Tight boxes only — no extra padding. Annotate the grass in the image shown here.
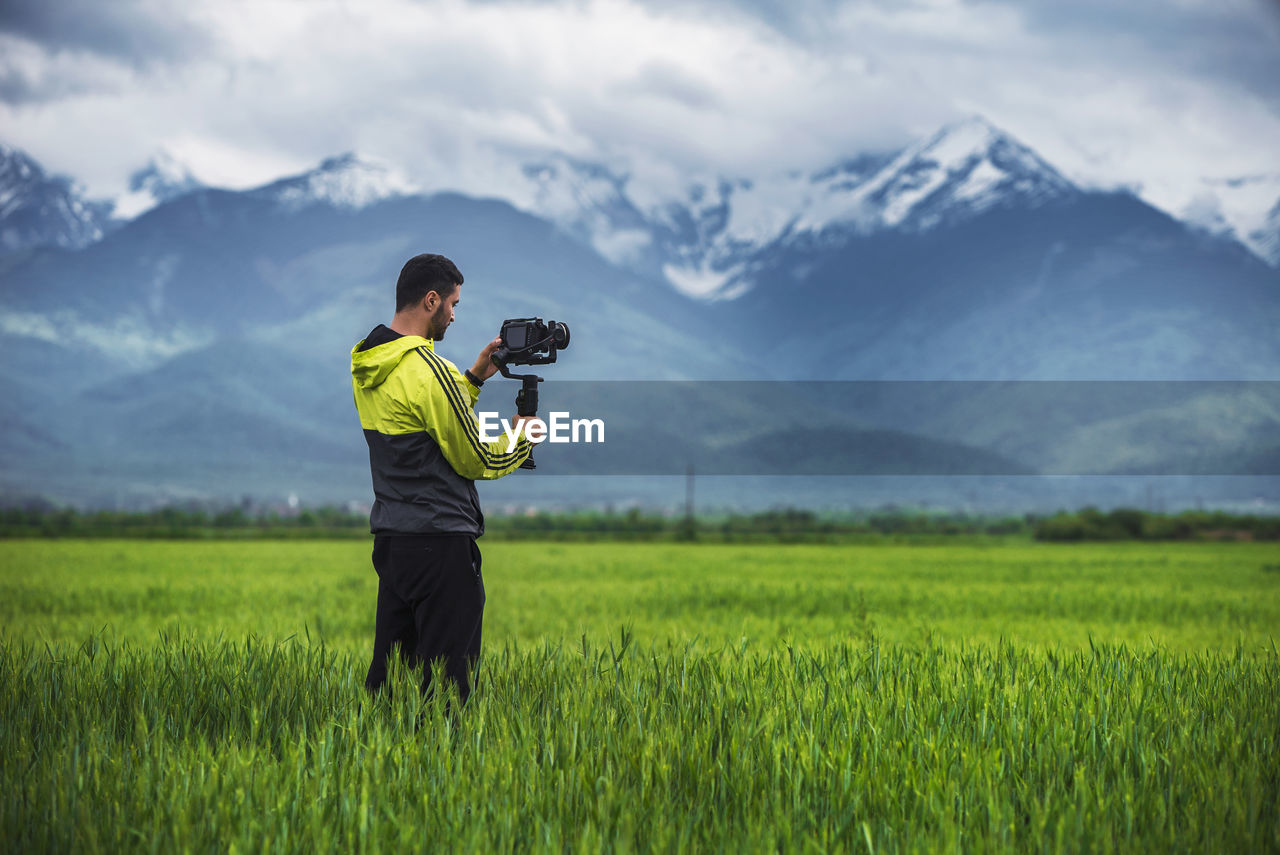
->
[3,540,1278,651]
[2,539,1278,852]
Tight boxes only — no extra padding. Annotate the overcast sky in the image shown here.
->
[2,0,1278,215]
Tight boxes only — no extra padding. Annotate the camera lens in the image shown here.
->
[552,321,570,349]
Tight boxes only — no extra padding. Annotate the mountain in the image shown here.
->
[515,119,1280,299]
[696,119,1280,380]
[0,151,746,378]
[0,150,767,503]
[514,117,1089,300]
[1,124,1277,508]
[782,116,1077,237]
[0,143,113,254]
[723,187,1280,380]
[249,153,418,212]
[509,117,1280,380]
[782,381,1280,478]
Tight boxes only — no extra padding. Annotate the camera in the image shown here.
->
[490,317,571,470]
[492,317,570,367]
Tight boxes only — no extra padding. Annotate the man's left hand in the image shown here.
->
[471,337,503,383]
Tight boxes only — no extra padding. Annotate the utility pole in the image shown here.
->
[685,463,695,524]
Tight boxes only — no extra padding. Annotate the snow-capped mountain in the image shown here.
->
[1180,174,1280,268]
[681,116,1080,296]
[510,116,1084,298]
[113,152,205,220]
[514,155,657,268]
[251,153,417,212]
[104,150,416,223]
[0,143,112,253]
[1,128,1277,506]
[794,115,1078,234]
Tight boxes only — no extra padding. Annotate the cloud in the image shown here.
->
[0,0,1275,223]
[0,0,940,195]
[0,34,140,105]
[996,0,1280,107]
[613,61,720,111]
[0,0,211,67]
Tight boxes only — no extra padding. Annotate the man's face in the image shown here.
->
[426,285,461,340]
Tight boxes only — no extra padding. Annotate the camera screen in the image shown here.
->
[507,325,527,349]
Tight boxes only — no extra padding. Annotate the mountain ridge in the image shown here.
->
[1,122,1277,507]
[4,117,1277,273]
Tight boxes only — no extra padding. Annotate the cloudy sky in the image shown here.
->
[2,0,1279,216]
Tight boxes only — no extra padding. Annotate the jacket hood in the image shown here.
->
[351,333,432,390]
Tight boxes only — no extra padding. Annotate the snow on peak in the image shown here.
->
[515,155,654,266]
[264,153,417,211]
[633,119,1081,298]
[0,143,45,218]
[794,116,1076,233]
[1181,174,1280,267]
[131,151,200,195]
[114,151,204,219]
[521,156,626,221]
[654,119,1073,295]
[1254,197,1280,268]
[0,142,109,251]
[0,143,42,191]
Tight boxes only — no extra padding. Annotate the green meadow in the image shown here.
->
[2,539,1278,852]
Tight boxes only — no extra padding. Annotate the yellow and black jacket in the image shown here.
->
[351,324,531,536]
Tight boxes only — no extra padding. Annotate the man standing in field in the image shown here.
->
[351,253,533,704]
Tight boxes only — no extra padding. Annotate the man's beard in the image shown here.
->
[427,304,450,340]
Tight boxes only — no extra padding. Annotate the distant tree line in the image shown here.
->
[0,504,1274,542]
[1031,507,1279,541]
[0,506,369,539]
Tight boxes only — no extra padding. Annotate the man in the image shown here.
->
[351,253,533,704]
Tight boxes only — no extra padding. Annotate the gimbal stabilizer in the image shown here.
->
[490,318,570,470]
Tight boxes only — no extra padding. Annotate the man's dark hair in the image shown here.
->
[396,253,463,311]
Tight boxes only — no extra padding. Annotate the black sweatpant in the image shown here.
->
[364,534,485,704]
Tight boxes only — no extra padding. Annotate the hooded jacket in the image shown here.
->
[352,325,531,535]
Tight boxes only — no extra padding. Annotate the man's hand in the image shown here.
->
[509,416,544,445]
[470,337,503,383]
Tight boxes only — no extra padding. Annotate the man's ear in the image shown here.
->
[422,291,438,312]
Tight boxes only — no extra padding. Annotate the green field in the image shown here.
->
[2,539,1278,852]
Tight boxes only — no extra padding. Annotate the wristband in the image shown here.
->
[464,368,484,388]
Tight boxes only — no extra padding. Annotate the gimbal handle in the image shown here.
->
[492,360,541,470]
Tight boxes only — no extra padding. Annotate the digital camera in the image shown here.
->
[492,317,570,367]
